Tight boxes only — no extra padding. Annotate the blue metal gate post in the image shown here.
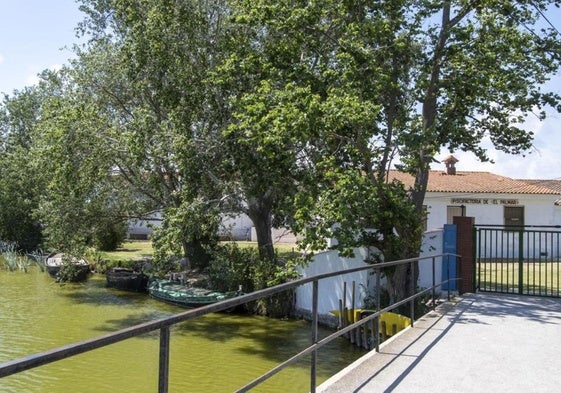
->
[410,260,415,326]
[473,226,478,292]
[442,224,457,290]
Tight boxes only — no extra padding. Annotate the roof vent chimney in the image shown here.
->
[443,155,458,175]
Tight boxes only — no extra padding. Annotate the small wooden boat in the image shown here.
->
[45,253,91,282]
[106,267,149,292]
[148,278,241,308]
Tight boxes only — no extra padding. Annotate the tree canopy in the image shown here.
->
[0,0,559,294]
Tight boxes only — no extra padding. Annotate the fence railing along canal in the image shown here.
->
[0,253,461,392]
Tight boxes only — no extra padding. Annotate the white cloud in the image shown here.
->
[24,63,63,87]
[432,102,561,181]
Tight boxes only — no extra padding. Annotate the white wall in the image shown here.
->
[295,229,446,319]
[220,214,253,240]
[295,248,375,316]
[250,227,303,244]
[418,229,444,289]
[127,213,162,239]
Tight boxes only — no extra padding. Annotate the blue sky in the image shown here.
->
[1,1,560,180]
[0,0,83,93]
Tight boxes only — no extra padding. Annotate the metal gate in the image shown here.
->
[475,225,561,297]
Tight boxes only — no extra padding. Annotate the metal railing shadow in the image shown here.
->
[0,253,460,392]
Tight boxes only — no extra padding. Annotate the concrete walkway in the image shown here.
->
[318,293,561,392]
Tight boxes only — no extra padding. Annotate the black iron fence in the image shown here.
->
[0,253,460,392]
[475,225,561,297]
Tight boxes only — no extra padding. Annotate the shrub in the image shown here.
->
[92,221,128,251]
[206,243,259,293]
[207,243,300,318]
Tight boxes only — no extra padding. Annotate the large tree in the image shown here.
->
[0,87,45,250]
[226,0,561,303]
[30,68,130,252]
[70,0,233,267]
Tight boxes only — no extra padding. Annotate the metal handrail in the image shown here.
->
[0,252,461,392]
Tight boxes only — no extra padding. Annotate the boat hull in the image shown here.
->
[45,253,90,282]
[106,268,149,292]
[148,279,239,308]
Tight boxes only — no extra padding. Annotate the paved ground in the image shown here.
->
[317,293,561,393]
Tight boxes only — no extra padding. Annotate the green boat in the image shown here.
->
[148,278,241,308]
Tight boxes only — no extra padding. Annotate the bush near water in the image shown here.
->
[207,243,300,318]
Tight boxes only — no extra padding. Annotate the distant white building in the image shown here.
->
[127,213,162,240]
[128,211,301,243]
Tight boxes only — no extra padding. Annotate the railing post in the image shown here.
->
[310,279,318,393]
[518,229,524,295]
[432,257,436,309]
[159,326,170,393]
[447,254,451,301]
[410,260,415,326]
[375,266,381,352]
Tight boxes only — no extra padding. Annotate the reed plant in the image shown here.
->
[28,249,46,272]
[1,243,19,271]
[0,242,33,272]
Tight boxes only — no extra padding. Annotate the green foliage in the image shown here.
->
[151,202,221,271]
[207,243,300,317]
[0,88,44,251]
[92,220,128,251]
[72,0,231,263]
[206,243,260,293]
[55,262,89,283]
[1,1,560,311]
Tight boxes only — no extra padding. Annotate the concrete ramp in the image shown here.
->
[318,293,561,392]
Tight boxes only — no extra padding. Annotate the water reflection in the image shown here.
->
[0,268,364,392]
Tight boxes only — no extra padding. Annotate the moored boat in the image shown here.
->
[148,278,241,308]
[45,253,91,282]
[106,267,149,292]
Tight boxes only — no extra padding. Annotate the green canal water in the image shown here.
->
[0,267,364,392]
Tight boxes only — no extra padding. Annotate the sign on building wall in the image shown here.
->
[451,198,519,205]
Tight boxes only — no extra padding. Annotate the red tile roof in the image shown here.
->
[388,170,561,195]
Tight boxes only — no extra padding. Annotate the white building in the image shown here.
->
[391,156,561,230]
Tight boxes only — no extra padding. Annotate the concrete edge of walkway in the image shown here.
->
[316,297,464,392]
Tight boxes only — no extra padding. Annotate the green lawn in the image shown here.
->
[478,260,561,295]
[99,240,301,262]
[99,240,154,263]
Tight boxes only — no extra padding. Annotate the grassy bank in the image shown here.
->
[99,241,154,263]
[99,240,301,263]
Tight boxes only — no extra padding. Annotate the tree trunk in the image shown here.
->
[385,264,408,305]
[252,214,275,260]
[246,193,275,260]
[181,239,192,270]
